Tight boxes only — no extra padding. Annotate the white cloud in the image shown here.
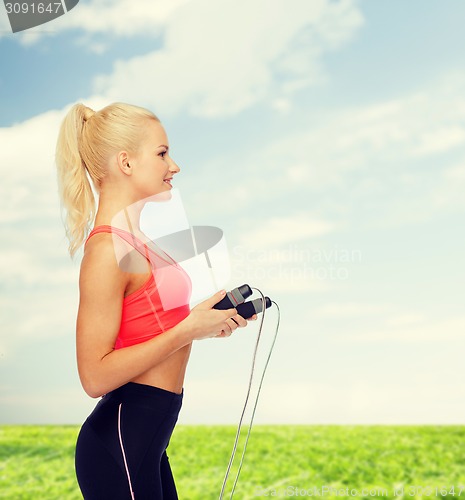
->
[0,385,96,424]
[0,96,112,223]
[339,315,465,343]
[230,264,333,294]
[227,216,337,294]
[237,212,334,248]
[386,313,426,327]
[3,0,365,58]
[430,157,465,211]
[3,374,465,424]
[300,82,465,178]
[182,69,465,231]
[270,98,293,114]
[313,302,393,317]
[0,249,75,287]
[0,5,11,34]
[445,162,465,181]
[410,126,465,156]
[300,71,465,170]
[0,104,90,359]
[65,0,185,36]
[179,378,465,424]
[10,5,460,236]
[90,0,363,119]
[2,108,58,179]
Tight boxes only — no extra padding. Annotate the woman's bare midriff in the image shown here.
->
[124,266,192,395]
[129,343,192,395]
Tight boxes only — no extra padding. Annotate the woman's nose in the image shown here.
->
[169,158,181,173]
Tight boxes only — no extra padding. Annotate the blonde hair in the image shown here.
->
[55,101,159,258]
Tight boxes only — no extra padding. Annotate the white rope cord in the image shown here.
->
[219,290,280,499]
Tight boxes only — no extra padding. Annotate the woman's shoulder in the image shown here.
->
[80,232,128,294]
[83,230,122,264]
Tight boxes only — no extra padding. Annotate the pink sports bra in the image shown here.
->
[84,225,192,349]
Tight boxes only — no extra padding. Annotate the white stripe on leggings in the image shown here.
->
[118,403,135,500]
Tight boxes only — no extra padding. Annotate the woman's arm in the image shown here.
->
[76,235,242,398]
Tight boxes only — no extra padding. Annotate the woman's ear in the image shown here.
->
[116,151,133,176]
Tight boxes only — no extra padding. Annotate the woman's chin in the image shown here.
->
[156,188,173,201]
[139,189,173,203]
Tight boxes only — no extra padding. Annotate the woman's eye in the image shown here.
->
[159,151,167,158]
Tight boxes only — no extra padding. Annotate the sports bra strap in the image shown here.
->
[85,225,152,269]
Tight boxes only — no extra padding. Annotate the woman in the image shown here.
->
[55,101,257,499]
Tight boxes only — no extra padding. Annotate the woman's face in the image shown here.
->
[130,119,180,197]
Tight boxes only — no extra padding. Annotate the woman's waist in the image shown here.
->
[102,381,184,416]
[129,343,192,394]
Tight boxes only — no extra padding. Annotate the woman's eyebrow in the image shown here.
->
[158,144,169,150]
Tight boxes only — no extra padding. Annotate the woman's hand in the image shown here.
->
[179,290,258,341]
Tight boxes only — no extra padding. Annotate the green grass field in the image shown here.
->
[1,425,464,499]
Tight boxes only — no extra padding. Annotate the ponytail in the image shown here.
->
[55,102,159,258]
[55,103,98,258]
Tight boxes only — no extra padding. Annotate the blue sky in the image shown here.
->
[1,0,464,425]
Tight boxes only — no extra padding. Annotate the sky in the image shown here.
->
[0,0,464,425]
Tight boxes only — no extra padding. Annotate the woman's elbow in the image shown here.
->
[83,384,104,399]
[78,367,105,398]
[81,378,104,398]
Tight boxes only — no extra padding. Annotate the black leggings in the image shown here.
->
[75,382,183,499]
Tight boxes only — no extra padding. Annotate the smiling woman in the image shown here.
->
[54,101,256,499]
[55,102,161,258]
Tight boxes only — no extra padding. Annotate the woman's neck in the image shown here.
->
[94,198,145,233]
